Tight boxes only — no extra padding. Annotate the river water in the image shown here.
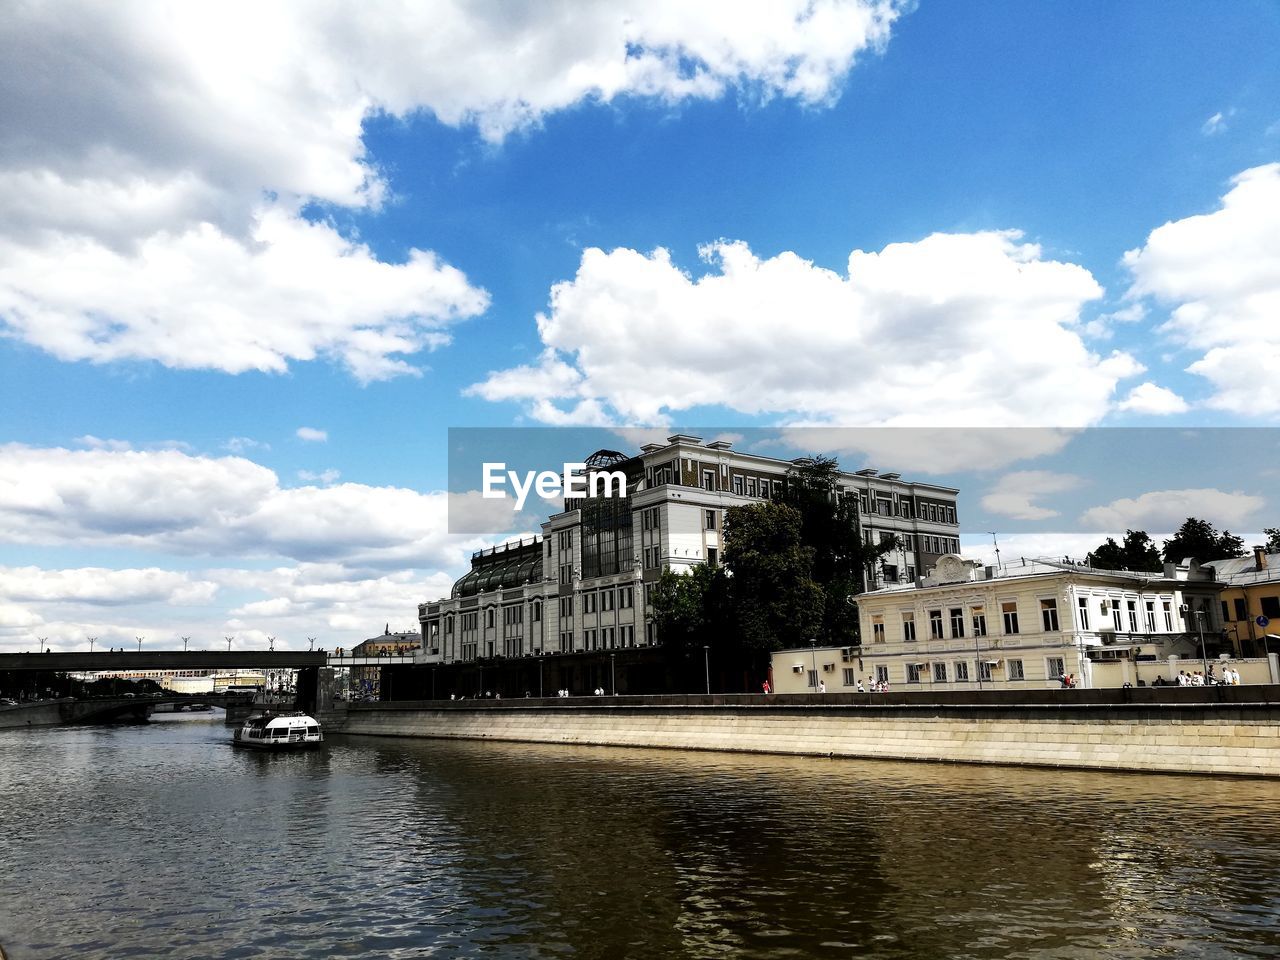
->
[1,714,1278,959]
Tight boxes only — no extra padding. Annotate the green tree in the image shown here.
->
[779,456,899,642]
[649,562,728,653]
[722,501,824,650]
[1085,529,1162,571]
[1161,517,1246,563]
[1263,528,1280,553]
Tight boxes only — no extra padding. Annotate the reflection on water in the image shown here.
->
[1,715,1278,959]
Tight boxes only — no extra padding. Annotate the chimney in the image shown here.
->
[1254,546,1267,572]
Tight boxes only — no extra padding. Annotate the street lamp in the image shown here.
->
[702,645,709,695]
[38,637,48,653]
[1195,609,1208,677]
[181,636,190,652]
[136,635,144,653]
[809,638,818,692]
[611,653,617,696]
[225,635,234,652]
[87,636,97,654]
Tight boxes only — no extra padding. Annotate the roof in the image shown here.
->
[452,536,545,598]
[1205,553,1280,585]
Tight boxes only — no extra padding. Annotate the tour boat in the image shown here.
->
[232,712,324,750]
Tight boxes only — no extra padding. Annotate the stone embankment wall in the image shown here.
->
[341,687,1280,778]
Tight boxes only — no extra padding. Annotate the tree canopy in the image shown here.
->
[1160,517,1246,563]
[1085,529,1162,572]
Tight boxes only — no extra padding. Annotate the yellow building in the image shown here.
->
[1206,548,1280,659]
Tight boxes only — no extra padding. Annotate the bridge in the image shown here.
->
[0,693,256,728]
[0,651,327,671]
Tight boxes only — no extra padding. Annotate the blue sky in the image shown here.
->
[0,1,1277,650]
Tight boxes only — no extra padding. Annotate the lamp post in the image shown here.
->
[225,635,234,652]
[974,630,983,691]
[701,646,709,695]
[181,636,190,652]
[136,635,144,653]
[1195,609,1208,677]
[268,635,275,653]
[611,653,617,696]
[809,638,818,692]
[38,637,48,654]
[88,636,97,654]
[307,636,315,652]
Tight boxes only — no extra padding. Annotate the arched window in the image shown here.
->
[486,607,495,629]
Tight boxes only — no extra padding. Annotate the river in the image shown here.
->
[1,714,1278,959]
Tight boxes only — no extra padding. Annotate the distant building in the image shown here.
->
[417,435,960,665]
[351,627,418,694]
[773,554,1223,692]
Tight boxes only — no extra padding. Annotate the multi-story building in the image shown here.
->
[1204,547,1280,658]
[771,554,1224,692]
[351,628,419,695]
[418,435,960,666]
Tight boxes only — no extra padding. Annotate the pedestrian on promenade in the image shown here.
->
[761,679,771,695]
[818,680,826,694]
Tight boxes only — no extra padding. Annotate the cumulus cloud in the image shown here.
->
[981,471,1084,521]
[0,444,494,571]
[471,234,1139,428]
[296,427,329,443]
[1079,488,1264,532]
[1125,164,1280,415]
[0,1,900,379]
[775,426,1078,474]
[0,566,218,608]
[1117,382,1190,415]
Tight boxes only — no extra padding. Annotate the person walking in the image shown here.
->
[761,679,771,695]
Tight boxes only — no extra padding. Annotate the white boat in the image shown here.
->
[232,712,324,750]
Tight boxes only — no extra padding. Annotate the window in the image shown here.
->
[902,612,916,642]
[807,669,817,689]
[705,509,716,530]
[619,586,633,609]
[532,602,541,623]
[1234,598,1248,621]
[875,666,889,684]
[702,469,715,490]
[1076,597,1090,631]
[558,530,572,552]
[1262,596,1280,619]
[732,475,744,496]
[979,660,993,682]
[601,590,614,612]
[1221,600,1231,623]
[1127,600,1138,632]
[560,631,573,653]
[842,668,857,686]
[1145,601,1156,632]
[1002,601,1019,635]
[707,547,718,567]
[949,608,965,639]
[906,663,922,684]
[559,563,572,585]
[559,596,573,619]
[445,617,454,635]
[1007,659,1025,681]
[929,609,944,639]
[872,616,885,643]
[882,564,898,583]
[584,592,596,614]
[971,606,987,638]
[1047,657,1065,680]
[1040,598,1059,632]
[954,661,970,682]
[933,662,948,682]
[486,607,495,629]
[905,564,916,582]
[1163,601,1173,631]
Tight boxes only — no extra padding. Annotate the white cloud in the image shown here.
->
[1079,488,1264,532]
[471,233,1139,428]
[959,532,1114,567]
[1125,163,1280,415]
[224,437,270,454]
[0,1,900,379]
[0,444,494,571]
[1201,111,1228,135]
[0,566,218,608]
[775,426,1078,473]
[296,427,329,443]
[1117,381,1190,415]
[981,471,1083,521]
[297,469,341,485]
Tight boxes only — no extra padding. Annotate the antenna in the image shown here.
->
[989,531,1002,568]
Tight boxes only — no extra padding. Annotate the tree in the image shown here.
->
[649,563,728,653]
[1161,517,1246,563]
[1085,529,1162,572]
[722,501,824,650]
[1264,528,1280,553]
[778,456,899,642]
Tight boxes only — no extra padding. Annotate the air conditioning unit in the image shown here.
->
[1179,603,1189,613]
[1099,600,1111,614]
[823,663,835,672]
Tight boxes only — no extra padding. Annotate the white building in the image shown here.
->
[772,554,1223,692]
[418,435,961,665]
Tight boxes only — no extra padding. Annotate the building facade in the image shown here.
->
[418,435,960,666]
[772,554,1223,692]
[1204,547,1280,658]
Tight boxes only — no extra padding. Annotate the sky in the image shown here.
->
[1,1,1278,652]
